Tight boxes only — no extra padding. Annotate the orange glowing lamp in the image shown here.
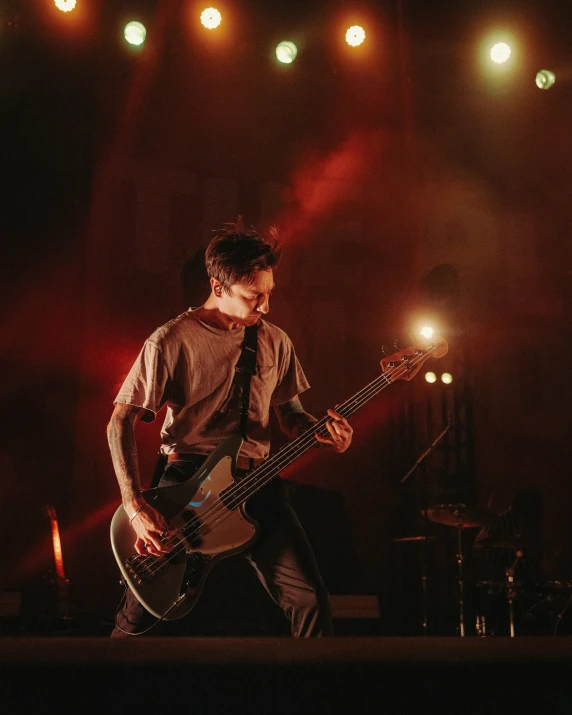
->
[201,7,222,30]
[54,0,77,12]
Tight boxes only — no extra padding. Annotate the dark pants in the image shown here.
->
[112,460,333,638]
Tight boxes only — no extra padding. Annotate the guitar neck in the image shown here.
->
[236,370,395,501]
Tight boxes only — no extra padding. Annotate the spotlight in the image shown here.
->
[124,21,146,47]
[535,70,556,89]
[54,0,76,11]
[420,326,434,340]
[490,42,511,64]
[345,25,365,47]
[425,372,437,384]
[276,41,298,64]
[201,7,222,30]
[441,373,453,385]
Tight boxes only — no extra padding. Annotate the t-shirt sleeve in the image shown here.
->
[114,340,170,422]
[270,337,310,407]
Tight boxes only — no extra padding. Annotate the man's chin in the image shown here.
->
[234,315,260,327]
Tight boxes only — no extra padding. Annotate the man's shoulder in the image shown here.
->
[147,310,201,347]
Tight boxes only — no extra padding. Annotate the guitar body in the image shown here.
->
[110,337,448,622]
[110,436,259,620]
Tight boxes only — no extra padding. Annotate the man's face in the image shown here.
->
[215,269,274,326]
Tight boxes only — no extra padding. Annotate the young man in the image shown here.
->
[108,223,353,637]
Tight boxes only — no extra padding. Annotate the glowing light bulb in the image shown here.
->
[54,0,76,11]
[425,372,437,384]
[490,42,511,64]
[124,21,146,47]
[420,326,434,339]
[535,70,556,90]
[441,373,453,384]
[201,7,222,30]
[276,41,298,64]
[346,25,366,47]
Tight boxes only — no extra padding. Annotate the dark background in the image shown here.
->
[1,0,571,635]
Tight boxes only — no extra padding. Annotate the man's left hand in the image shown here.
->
[315,409,353,453]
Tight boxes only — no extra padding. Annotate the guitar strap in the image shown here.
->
[150,322,258,487]
[235,323,258,441]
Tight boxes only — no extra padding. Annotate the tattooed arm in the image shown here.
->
[107,403,172,555]
[274,397,353,453]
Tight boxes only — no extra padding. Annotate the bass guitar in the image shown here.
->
[110,338,448,620]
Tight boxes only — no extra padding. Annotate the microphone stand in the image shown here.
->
[400,417,452,486]
[400,414,452,636]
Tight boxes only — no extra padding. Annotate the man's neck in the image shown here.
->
[195,300,241,331]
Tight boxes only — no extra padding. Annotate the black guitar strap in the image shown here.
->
[235,323,258,441]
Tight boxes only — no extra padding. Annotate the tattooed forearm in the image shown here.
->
[274,397,318,439]
[106,403,144,509]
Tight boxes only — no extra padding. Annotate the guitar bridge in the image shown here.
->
[125,554,164,584]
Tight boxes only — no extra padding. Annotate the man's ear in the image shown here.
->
[211,278,223,297]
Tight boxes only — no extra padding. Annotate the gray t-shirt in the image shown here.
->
[114,310,310,460]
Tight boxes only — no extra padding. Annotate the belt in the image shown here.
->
[167,452,265,471]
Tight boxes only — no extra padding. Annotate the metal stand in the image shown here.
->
[456,525,465,637]
[399,417,452,637]
[505,552,522,638]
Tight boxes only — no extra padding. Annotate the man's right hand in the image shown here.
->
[128,502,175,556]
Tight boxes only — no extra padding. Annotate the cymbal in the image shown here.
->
[423,503,484,528]
[392,535,440,543]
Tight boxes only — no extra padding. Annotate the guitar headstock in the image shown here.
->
[380,338,448,382]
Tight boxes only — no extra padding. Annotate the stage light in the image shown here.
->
[441,373,453,384]
[420,326,434,340]
[346,25,365,47]
[535,70,556,89]
[425,372,437,384]
[54,0,76,11]
[490,42,511,64]
[276,41,298,64]
[124,21,146,47]
[201,7,222,30]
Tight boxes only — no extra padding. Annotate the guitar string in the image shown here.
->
[136,348,435,578]
[136,349,433,579]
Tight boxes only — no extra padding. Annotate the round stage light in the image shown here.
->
[441,373,453,385]
[54,0,76,11]
[490,42,511,64]
[201,7,222,30]
[420,326,434,340]
[276,41,298,64]
[535,70,556,90]
[345,25,366,47]
[124,21,146,47]
[425,372,437,384]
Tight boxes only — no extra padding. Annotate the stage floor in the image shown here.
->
[1,637,572,714]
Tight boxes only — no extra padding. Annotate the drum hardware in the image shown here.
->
[424,503,485,529]
[397,416,452,637]
[504,551,523,638]
[525,594,572,635]
[391,535,440,543]
[424,502,484,637]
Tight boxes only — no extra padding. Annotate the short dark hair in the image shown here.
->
[205,220,281,294]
